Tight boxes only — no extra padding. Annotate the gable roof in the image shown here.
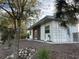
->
[28,16,59,29]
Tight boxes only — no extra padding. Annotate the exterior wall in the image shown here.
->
[40,21,78,43]
[51,21,69,43]
[41,21,52,41]
[77,23,79,32]
[68,25,78,42]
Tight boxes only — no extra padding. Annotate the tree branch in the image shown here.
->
[0,6,13,18]
[7,0,16,18]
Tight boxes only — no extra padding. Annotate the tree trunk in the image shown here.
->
[13,19,21,59]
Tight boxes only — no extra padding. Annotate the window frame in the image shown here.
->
[45,25,50,33]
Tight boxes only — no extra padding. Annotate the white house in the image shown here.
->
[26,0,79,43]
[27,16,79,43]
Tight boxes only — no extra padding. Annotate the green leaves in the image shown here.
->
[37,48,49,59]
[0,0,5,4]
[56,0,79,26]
[0,26,15,44]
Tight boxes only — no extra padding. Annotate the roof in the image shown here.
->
[28,16,59,30]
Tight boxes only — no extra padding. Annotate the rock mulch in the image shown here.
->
[20,40,79,59]
[0,40,79,59]
[5,48,36,59]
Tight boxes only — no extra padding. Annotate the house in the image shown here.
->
[27,16,79,43]
[26,0,79,43]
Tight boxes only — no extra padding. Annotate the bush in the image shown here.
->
[37,48,49,59]
[26,33,30,39]
[1,28,14,45]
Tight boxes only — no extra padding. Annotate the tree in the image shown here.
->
[0,0,37,59]
[56,0,79,35]
[0,13,28,48]
[0,26,15,46]
[0,14,14,45]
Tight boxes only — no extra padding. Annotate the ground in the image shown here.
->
[0,40,79,59]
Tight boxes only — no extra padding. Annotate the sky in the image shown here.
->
[0,0,74,20]
[37,0,76,20]
[0,0,56,20]
[37,0,56,19]
[0,3,12,13]
[0,0,55,21]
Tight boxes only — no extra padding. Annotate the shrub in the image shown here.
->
[37,48,49,59]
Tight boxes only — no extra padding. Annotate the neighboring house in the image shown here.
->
[27,16,79,43]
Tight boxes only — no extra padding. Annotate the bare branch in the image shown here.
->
[0,6,13,18]
[7,0,16,17]
[19,0,27,18]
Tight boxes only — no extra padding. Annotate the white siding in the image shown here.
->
[77,24,79,32]
[68,25,78,42]
[51,21,70,43]
[40,21,78,43]
[40,26,45,41]
[40,21,52,41]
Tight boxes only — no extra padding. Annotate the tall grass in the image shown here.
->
[37,48,49,59]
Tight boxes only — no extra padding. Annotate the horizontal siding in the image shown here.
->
[51,21,69,43]
[40,21,78,43]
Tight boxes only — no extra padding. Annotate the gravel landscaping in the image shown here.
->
[5,48,36,59]
[0,40,79,59]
